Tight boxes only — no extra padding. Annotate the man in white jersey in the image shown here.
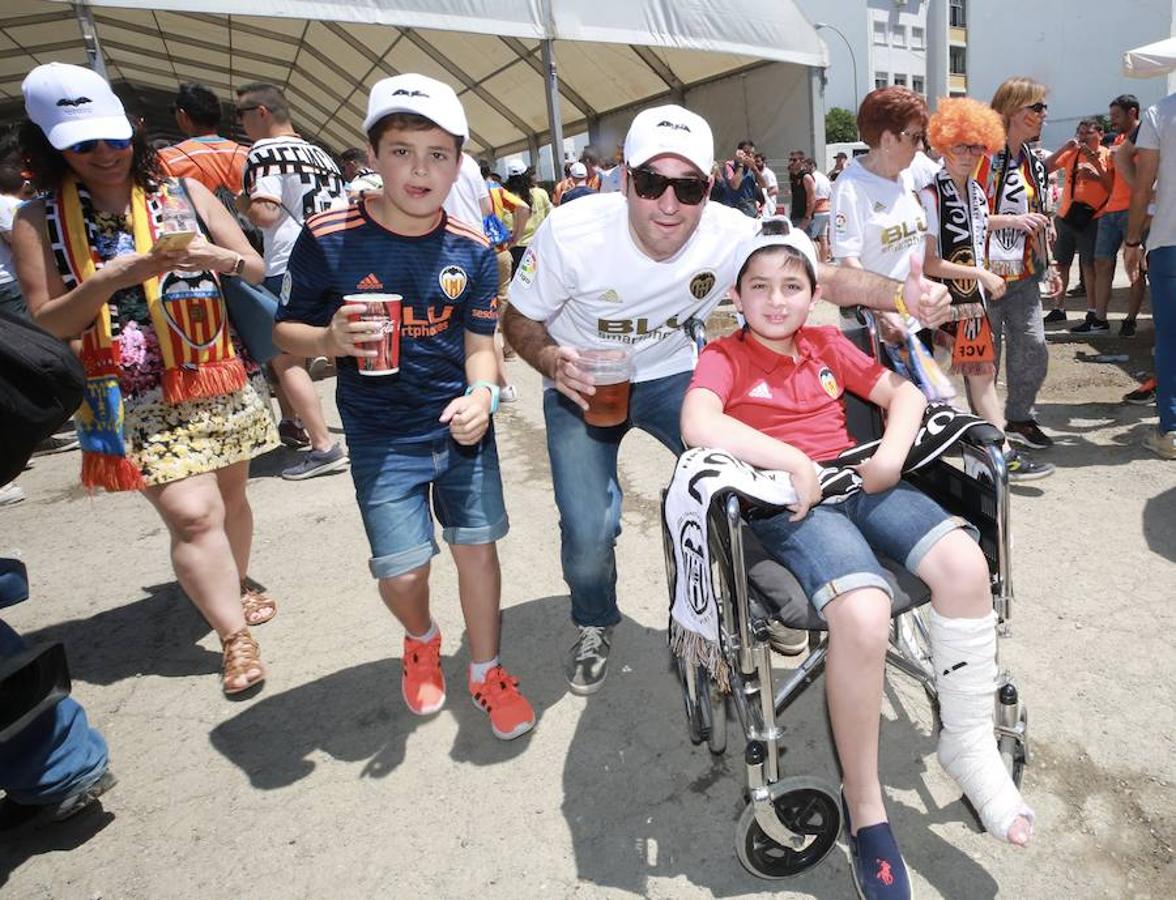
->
[503,105,952,694]
[444,151,492,229]
[238,82,347,480]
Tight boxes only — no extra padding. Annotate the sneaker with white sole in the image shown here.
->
[281,443,348,480]
[1006,450,1055,482]
[566,625,612,695]
[1143,429,1176,460]
[469,665,535,740]
[1005,419,1053,450]
[0,484,26,507]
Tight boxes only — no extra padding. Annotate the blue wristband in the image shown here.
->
[465,380,500,415]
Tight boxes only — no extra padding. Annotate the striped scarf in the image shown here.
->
[48,177,245,491]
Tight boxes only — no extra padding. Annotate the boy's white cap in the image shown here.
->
[22,63,132,151]
[364,73,468,139]
[623,104,714,176]
[734,217,820,280]
[569,161,588,178]
[506,159,527,176]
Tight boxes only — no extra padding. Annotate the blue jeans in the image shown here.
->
[0,620,108,805]
[1145,246,1176,433]
[543,370,693,627]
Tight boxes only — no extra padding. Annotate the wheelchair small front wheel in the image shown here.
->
[735,777,842,879]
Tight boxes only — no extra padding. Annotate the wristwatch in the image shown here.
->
[465,380,500,414]
[227,252,245,276]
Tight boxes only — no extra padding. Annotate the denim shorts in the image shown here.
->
[747,481,975,615]
[806,212,830,240]
[349,432,509,579]
[1094,209,1128,259]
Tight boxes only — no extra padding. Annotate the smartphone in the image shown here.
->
[152,230,197,253]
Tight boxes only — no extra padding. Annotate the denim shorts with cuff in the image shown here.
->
[349,431,508,580]
[1094,209,1128,260]
[748,481,977,616]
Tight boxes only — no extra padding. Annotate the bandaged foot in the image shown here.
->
[929,608,1035,844]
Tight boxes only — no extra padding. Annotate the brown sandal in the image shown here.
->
[221,627,265,695]
[240,579,277,626]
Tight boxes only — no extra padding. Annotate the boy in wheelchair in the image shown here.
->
[679,221,1033,898]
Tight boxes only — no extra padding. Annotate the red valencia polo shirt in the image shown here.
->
[689,325,888,461]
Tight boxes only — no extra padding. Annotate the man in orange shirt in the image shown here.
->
[1087,95,1146,336]
[1048,119,1112,329]
[160,83,248,199]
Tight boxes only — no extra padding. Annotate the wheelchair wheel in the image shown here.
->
[735,778,842,880]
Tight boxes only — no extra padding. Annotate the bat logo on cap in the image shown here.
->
[56,97,92,107]
[392,89,428,98]
[656,120,690,132]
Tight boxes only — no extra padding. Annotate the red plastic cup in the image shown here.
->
[344,293,402,375]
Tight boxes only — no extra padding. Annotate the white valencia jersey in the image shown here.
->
[509,192,756,383]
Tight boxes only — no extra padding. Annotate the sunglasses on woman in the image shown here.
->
[66,138,133,154]
[1023,102,1048,114]
[627,167,708,206]
[950,143,987,155]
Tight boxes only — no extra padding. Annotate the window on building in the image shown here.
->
[875,72,889,89]
[950,46,967,75]
[912,26,925,49]
[892,25,906,48]
[950,0,967,28]
[873,21,888,45]
[894,74,908,87]
[912,75,925,94]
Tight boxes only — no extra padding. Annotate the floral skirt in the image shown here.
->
[120,371,279,486]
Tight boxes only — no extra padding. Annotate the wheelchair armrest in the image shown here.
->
[957,422,1005,447]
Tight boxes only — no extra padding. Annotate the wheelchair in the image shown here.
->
[663,307,1031,880]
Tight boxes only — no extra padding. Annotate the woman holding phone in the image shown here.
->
[10,63,279,696]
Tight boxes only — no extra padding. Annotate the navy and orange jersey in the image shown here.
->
[278,200,499,443]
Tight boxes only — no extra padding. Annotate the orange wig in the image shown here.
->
[927,97,1006,155]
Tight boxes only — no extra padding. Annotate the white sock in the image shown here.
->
[407,620,438,643]
[469,656,499,684]
[930,608,1035,842]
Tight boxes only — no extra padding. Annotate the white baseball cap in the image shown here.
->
[733,217,820,283]
[364,73,468,139]
[22,63,132,151]
[506,159,527,176]
[569,161,588,179]
[623,105,714,176]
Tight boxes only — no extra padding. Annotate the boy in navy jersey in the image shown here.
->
[274,74,534,741]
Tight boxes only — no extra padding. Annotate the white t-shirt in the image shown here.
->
[812,169,832,202]
[830,160,927,280]
[907,151,943,191]
[760,166,779,215]
[244,135,347,277]
[509,192,757,383]
[0,193,19,285]
[444,152,491,232]
[1136,92,1176,251]
[598,165,623,194]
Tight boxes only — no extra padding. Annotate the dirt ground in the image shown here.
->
[2,282,1174,899]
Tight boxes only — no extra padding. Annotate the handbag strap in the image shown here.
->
[1068,145,1111,214]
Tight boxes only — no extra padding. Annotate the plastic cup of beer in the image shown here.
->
[344,293,402,376]
[577,348,633,427]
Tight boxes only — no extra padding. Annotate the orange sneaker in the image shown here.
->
[402,631,445,715]
[469,665,535,740]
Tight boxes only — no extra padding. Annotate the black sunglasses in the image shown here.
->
[67,138,133,154]
[234,104,262,119]
[1023,102,1048,114]
[627,167,708,205]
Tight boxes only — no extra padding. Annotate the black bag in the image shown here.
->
[0,308,85,486]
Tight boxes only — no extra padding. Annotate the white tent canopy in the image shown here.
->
[1123,37,1176,79]
[1,0,826,163]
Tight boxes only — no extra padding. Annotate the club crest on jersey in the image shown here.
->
[518,247,537,286]
[834,212,848,234]
[439,265,468,300]
[689,270,716,300]
[280,271,292,305]
[818,366,840,398]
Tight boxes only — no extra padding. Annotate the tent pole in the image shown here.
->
[542,40,565,181]
[72,1,109,80]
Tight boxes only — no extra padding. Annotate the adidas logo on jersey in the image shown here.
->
[748,381,772,400]
[356,273,383,290]
[599,289,620,303]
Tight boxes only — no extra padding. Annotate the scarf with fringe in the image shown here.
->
[48,177,245,491]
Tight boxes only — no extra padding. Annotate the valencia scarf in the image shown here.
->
[50,177,245,491]
[978,143,1049,280]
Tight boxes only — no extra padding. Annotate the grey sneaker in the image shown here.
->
[766,620,809,656]
[566,625,612,695]
[281,443,348,481]
[0,769,117,832]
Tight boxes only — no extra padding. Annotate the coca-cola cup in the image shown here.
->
[577,348,633,427]
[344,293,402,376]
